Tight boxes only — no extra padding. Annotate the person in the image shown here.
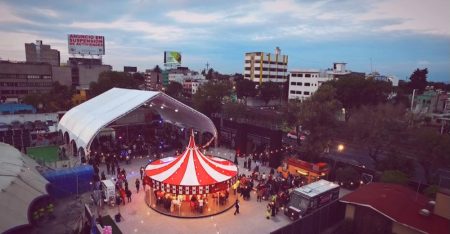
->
[101,171,106,181]
[140,166,145,180]
[124,180,129,191]
[257,188,263,202]
[266,203,271,219]
[247,158,252,171]
[234,199,240,215]
[111,162,116,175]
[126,189,132,202]
[106,161,110,175]
[135,179,140,193]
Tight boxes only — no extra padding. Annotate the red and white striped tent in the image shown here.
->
[145,135,238,195]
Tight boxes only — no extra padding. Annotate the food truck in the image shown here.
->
[277,158,329,183]
[285,179,339,220]
[101,179,116,206]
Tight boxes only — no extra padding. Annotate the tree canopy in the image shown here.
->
[22,82,73,112]
[285,84,342,161]
[325,77,392,121]
[409,68,428,93]
[235,79,257,99]
[89,71,140,97]
[259,81,281,104]
[192,80,232,116]
[165,81,183,98]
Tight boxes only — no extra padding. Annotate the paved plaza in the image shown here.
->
[96,147,292,234]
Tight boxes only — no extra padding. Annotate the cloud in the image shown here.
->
[67,18,194,41]
[0,2,37,25]
[166,10,224,24]
[354,0,450,36]
[33,7,60,18]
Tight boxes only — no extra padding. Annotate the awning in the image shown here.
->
[145,134,238,195]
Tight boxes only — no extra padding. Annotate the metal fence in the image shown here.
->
[271,201,346,234]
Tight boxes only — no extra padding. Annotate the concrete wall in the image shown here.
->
[52,66,72,87]
[78,65,112,89]
[435,190,450,220]
[0,112,58,124]
[392,222,422,234]
[344,204,355,220]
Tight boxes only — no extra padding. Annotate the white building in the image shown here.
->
[182,79,207,96]
[366,72,399,86]
[244,47,288,84]
[168,68,205,84]
[288,69,330,100]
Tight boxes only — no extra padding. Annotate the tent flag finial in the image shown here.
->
[188,129,196,148]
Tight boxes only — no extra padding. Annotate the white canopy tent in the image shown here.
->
[58,88,217,155]
[0,143,49,232]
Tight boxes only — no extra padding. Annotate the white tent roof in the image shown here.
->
[0,143,49,232]
[58,88,217,153]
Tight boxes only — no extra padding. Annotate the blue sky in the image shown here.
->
[0,0,449,82]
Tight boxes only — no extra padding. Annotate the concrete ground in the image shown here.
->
[96,147,292,234]
[33,147,292,234]
[34,146,351,234]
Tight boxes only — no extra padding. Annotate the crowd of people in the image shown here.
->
[232,154,309,220]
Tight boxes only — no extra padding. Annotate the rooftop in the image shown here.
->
[340,183,449,234]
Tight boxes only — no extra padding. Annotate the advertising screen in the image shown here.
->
[164,51,182,65]
[68,34,105,55]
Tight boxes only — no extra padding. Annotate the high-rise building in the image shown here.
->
[25,40,60,66]
[244,47,288,84]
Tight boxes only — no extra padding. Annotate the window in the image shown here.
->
[304,91,310,95]
[290,90,295,94]
[245,67,251,71]
[304,83,311,86]
[27,75,40,79]
[297,82,302,86]
[305,74,311,78]
[296,91,302,94]
[290,82,296,85]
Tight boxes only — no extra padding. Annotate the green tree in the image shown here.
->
[410,128,450,183]
[326,77,392,121]
[380,170,408,185]
[286,84,342,161]
[165,81,183,98]
[235,79,257,99]
[22,82,73,112]
[153,65,162,73]
[409,68,428,93]
[260,81,281,105]
[192,80,232,116]
[89,71,140,97]
[348,103,407,164]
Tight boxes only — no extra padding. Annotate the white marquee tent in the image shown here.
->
[58,88,217,154]
[0,143,49,232]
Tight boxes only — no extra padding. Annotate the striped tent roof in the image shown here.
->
[145,134,238,186]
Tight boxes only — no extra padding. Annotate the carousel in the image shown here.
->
[144,133,238,217]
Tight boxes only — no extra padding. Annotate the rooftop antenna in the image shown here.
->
[206,62,210,71]
[370,57,373,73]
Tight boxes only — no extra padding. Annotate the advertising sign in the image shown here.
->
[68,34,105,55]
[164,51,182,65]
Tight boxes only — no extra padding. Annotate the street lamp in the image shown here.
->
[337,144,344,152]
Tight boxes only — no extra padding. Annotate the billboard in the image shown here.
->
[68,34,105,55]
[164,51,181,65]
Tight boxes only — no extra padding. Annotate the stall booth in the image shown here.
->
[144,134,238,217]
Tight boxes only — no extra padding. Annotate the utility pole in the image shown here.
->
[410,89,416,112]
